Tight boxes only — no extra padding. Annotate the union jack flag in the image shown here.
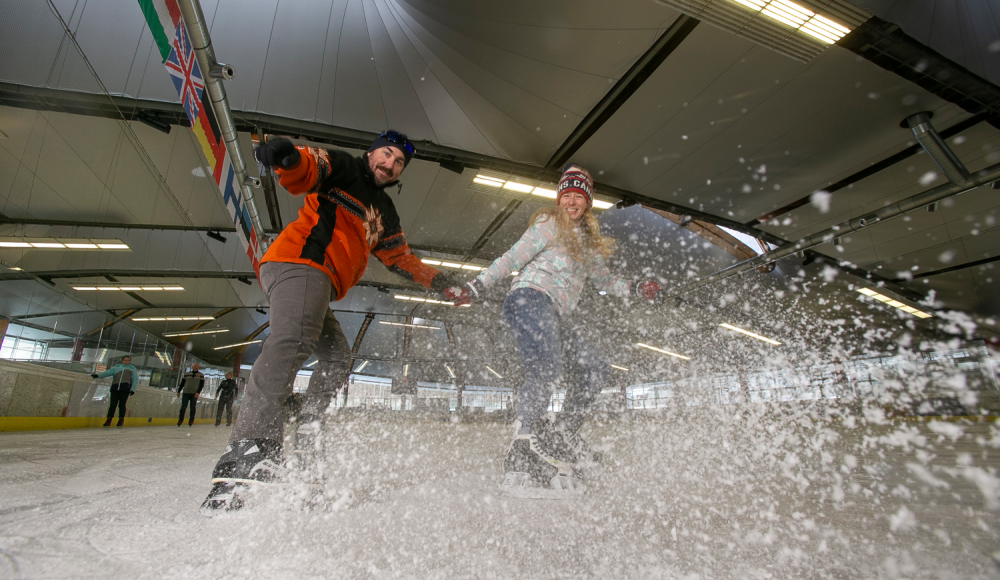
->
[164,23,204,123]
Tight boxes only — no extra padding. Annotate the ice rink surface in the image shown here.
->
[2,406,1000,579]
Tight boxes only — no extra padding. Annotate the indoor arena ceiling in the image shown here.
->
[1,0,999,375]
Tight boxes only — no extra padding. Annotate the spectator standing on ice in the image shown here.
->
[215,372,238,427]
[92,355,139,428]
[201,132,468,514]
[176,363,205,427]
[463,164,663,494]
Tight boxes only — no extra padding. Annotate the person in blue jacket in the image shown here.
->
[91,355,139,428]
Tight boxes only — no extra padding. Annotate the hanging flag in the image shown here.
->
[136,0,263,277]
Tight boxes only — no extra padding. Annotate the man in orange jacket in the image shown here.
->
[201,131,468,514]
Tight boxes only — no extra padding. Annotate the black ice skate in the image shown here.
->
[200,438,285,516]
[501,421,584,499]
[532,415,604,478]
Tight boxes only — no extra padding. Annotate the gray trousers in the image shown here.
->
[230,262,352,442]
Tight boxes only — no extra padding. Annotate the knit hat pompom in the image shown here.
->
[556,163,594,207]
[368,131,414,167]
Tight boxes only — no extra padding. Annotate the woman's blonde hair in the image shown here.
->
[530,205,616,264]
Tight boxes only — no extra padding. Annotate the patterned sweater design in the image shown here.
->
[475,217,631,316]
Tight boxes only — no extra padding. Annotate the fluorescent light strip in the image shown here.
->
[212,340,262,350]
[403,364,409,377]
[445,364,456,378]
[133,316,214,321]
[610,364,629,372]
[420,258,485,271]
[305,360,317,367]
[0,237,131,250]
[393,293,471,307]
[379,321,441,330]
[636,343,690,360]
[162,329,229,338]
[719,323,782,345]
[355,360,369,373]
[727,0,851,44]
[74,285,185,291]
[855,288,933,318]
[485,365,503,378]
[474,174,615,209]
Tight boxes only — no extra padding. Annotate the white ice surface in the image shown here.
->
[1,409,1000,579]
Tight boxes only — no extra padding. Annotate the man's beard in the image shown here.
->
[373,165,394,186]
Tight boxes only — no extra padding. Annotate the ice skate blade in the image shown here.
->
[500,472,585,500]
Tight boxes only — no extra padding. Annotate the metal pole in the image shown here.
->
[175,0,267,242]
[671,161,1000,298]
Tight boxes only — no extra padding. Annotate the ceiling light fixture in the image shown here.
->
[485,365,503,378]
[404,364,409,377]
[73,284,185,292]
[0,237,131,250]
[729,0,851,44]
[213,339,263,350]
[420,258,485,272]
[719,323,782,345]
[471,174,616,209]
[610,364,629,371]
[355,360,369,373]
[162,329,229,337]
[856,288,933,319]
[636,343,690,360]
[305,360,317,367]
[132,316,213,321]
[445,364,456,378]
[379,321,442,330]
[393,293,471,307]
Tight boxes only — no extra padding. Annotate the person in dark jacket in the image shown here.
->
[214,372,239,427]
[176,363,205,427]
[201,131,471,514]
[92,355,139,428]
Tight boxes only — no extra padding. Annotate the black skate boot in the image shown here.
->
[532,415,603,477]
[200,438,284,516]
[501,421,583,499]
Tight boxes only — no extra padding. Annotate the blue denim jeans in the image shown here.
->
[501,288,609,434]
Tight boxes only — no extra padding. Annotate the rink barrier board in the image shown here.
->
[0,417,220,431]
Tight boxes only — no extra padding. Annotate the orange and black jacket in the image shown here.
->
[261,146,448,300]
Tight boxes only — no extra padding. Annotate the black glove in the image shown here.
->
[465,278,486,302]
[254,138,300,169]
[90,373,99,379]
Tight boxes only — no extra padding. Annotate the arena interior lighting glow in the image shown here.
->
[133,316,214,322]
[403,364,409,377]
[73,285,185,291]
[729,0,851,44]
[393,293,471,307]
[0,237,131,250]
[379,321,441,330]
[162,329,229,337]
[213,340,262,350]
[445,364,456,378]
[636,343,690,360]
[610,364,629,371]
[856,288,933,319]
[472,174,615,209]
[305,360,317,367]
[485,365,503,378]
[420,258,484,271]
[719,323,782,345]
[355,360,369,373]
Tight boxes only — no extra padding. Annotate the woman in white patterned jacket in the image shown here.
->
[462,164,664,494]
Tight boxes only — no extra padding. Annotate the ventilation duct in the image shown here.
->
[904,112,971,186]
[652,0,869,62]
